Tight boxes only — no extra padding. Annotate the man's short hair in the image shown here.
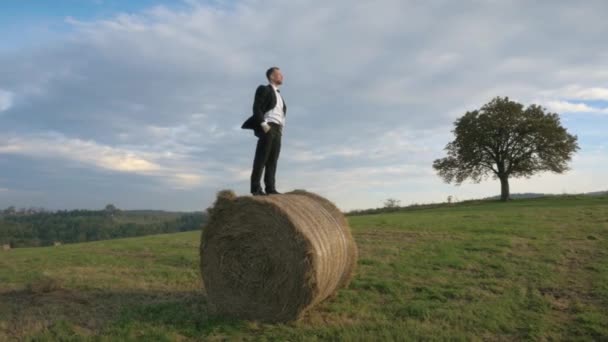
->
[266,67,279,80]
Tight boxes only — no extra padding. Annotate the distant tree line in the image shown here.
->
[0,204,207,248]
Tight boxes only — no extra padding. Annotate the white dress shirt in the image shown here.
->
[263,84,285,127]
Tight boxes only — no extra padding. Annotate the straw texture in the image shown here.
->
[200,189,358,322]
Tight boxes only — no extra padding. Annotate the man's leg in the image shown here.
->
[264,129,282,192]
[250,130,274,193]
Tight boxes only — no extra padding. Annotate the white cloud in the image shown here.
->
[544,85,608,101]
[571,87,608,100]
[0,89,13,112]
[545,100,608,114]
[0,132,161,172]
[0,131,206,188]
[169,173,205,189]
[537,85,608,106]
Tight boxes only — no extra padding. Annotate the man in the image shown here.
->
[241,66,287,196]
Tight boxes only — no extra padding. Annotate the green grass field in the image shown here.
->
[1,195,607,341]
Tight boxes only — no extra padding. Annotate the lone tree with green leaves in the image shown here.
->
[433,96,579,201]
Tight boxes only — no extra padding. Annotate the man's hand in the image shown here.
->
[261,122,271,133]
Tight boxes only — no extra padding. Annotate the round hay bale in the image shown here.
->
[200,189,358,322]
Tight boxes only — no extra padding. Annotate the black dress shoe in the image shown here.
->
[266,190,281,195]
[251,190,267,196]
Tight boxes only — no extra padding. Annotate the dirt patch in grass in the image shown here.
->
[515,234,606,335]
[505,236,540,258]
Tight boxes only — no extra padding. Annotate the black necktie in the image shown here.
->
[276,89,280,93]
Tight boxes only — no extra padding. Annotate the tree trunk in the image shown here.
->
[499,175,510,201]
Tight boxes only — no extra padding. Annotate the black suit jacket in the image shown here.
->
[241,84,287,137]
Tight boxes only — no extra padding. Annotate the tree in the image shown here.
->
[104,204,120,217]
[104,204,118,212]
[384,198,401,208]
[433,96,579,201]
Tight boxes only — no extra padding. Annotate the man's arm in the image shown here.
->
[252,85,271,133]
[252,85,268,126]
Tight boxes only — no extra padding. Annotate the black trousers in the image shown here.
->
[250,123,282,192]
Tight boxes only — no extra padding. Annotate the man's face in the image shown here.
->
[270,69,283,85]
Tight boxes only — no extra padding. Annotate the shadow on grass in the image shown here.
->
[0,280,247,339]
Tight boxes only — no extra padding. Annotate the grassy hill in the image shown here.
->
[1,195,607,340]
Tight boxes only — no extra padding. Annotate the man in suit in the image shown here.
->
[241,66,287,196]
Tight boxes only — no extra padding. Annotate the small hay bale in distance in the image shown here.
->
[200,189,358,323]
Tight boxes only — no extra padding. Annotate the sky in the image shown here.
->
[0,0,607,212]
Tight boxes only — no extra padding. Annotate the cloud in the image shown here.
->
[0,89,13,112]
[170,173,205,189]
[545,100,608,114]
[1,0,607,210]
[0,132,161,172]
[540,85,608,101]
[0,131,206,189]
[570,87,608,100]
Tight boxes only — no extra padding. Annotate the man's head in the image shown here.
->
[266,66,283,86]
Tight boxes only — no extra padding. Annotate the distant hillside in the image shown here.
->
[482,190,608,200]
[347,191,608,216]
[0,206,207,248]
[582,190,608,197]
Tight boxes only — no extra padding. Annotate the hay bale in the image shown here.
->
[200,189,358,322]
